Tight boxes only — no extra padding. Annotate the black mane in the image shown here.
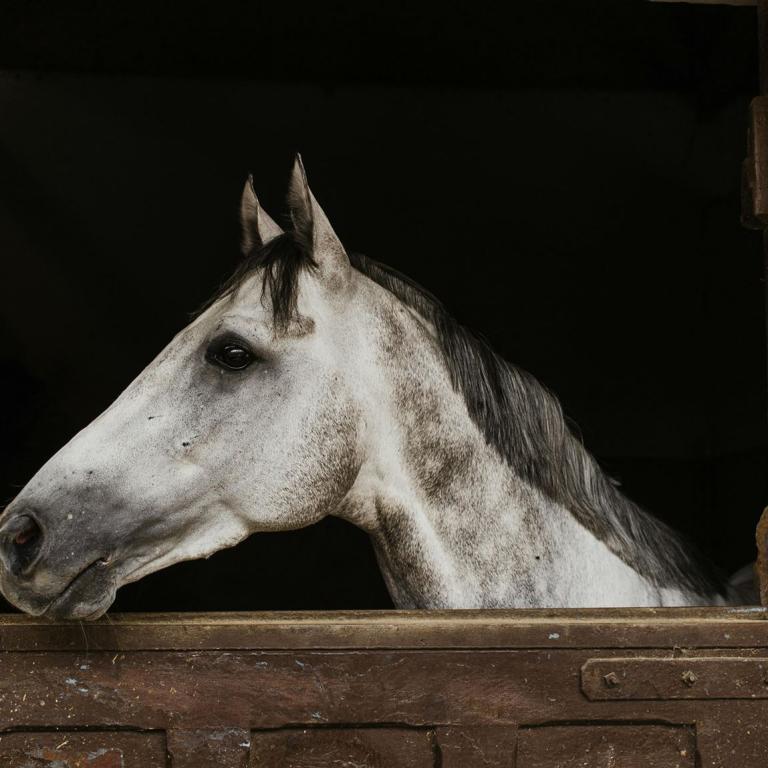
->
[199,231,727,599]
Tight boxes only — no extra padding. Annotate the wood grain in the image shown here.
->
[0,610,766,766]
[517,725,695,768]
[0,608,765,650]
[248,728,436,768]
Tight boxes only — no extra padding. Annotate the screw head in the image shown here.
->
[603,671,621,688]
[681,670,697,687]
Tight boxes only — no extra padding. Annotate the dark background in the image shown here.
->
[0,1,765,611]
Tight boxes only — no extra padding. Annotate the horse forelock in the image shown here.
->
[196,235,727,599]
[194,232,317,331]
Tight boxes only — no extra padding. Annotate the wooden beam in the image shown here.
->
[0,608,765,651]
[649,0,757,5]
[760,0,767,92]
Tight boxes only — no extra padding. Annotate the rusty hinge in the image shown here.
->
[742,96,768,229]
[582,656,768,700]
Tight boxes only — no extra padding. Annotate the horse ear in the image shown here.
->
[240,175,283,255]
[287,154,351,287]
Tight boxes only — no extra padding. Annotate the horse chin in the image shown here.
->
[43,560,117,621]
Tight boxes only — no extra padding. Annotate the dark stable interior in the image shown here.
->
[0,1,765,611]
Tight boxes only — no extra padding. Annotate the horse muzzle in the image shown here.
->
[43,557,117,620]
[0,506,117,620]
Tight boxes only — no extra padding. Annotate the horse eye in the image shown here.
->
[208,342,254,371]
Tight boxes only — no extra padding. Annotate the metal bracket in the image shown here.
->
[582,656,768,700]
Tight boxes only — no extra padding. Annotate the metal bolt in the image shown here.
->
[603,672,621,688]
[681,670,697,687]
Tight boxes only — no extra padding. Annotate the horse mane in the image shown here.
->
[198,231,727,599]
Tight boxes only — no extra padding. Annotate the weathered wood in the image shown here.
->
[0,611,766,765]
[743,99,768,228]
[696,719,768,768]
[0,608,765,651]
[2,646,768,730]
[248,728,436,767]
[516,724,695,768]
[757,508,768,604]
[167,728,250,768]
[436,726,516,767]
[0,731,167,767]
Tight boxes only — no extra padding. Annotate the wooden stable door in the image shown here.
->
[0,609,767,767]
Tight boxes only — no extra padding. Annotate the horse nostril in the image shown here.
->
[14,523,37,546]
[5,515,44,576]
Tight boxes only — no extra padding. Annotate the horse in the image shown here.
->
[0,156,746,620]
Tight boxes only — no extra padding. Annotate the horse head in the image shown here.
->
[0,157,369,619]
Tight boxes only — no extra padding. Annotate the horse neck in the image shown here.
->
[337,282,721,609]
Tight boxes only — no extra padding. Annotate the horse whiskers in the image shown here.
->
[77,619,89,656]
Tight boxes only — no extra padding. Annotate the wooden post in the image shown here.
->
[649,0,768,600]
[760,1,768,252]
[756,1,768,605]
[746,0,768,602]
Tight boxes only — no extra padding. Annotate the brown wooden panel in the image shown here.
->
[436,726,515,767]
[517,725,695,768]
[248,728,436,767]
[696,718,768,768]
[167,728,250,768]
[1,609,767,652]
[0,730,166,767]
[0,648,627,729]
[1,649,768,731]
[582,656,768,700]
[0,613,766,763]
